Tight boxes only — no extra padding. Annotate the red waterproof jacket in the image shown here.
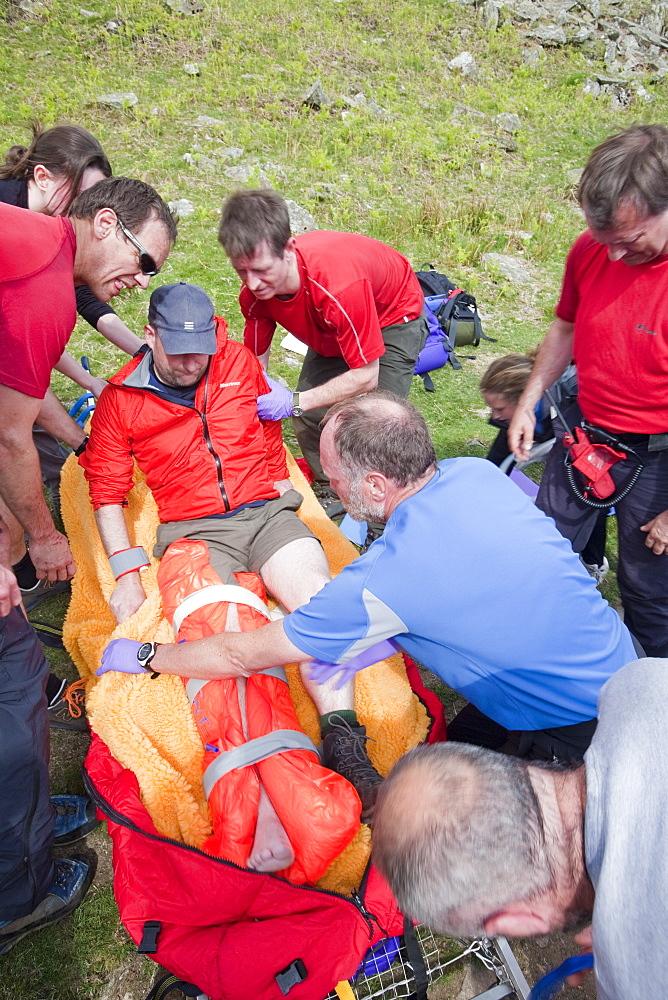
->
[81,318,288,522]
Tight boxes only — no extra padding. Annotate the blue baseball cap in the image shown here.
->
[148,282,217,354]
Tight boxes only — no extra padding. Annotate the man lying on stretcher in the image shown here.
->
[79,282,383,868]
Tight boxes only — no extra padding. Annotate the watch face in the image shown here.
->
[137,642,154,664]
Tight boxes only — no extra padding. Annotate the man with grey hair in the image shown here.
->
[218,188,428,518]
[509,124,668,659]
[372,657,668,1000]
[102,391,638,773]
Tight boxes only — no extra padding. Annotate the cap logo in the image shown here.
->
[184,321,195,330]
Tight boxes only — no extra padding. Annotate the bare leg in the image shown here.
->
[259,537,355,712]
[229,602,295,873]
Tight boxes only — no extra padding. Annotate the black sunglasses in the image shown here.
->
[117,217,160,276]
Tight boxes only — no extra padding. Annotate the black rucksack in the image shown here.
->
[415,266,493,348]
[413,266,495,390]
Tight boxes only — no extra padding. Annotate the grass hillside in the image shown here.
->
[0,0,664,995]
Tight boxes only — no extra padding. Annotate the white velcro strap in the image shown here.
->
[202,729,318,798]
[108,546,150,579]
[172,584,271,634]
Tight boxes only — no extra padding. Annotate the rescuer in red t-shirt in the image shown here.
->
[218,189,428,519]
[0,178,175,584]
[508,124,668,659]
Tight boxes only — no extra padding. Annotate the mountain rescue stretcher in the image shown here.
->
[63,451,529,1000]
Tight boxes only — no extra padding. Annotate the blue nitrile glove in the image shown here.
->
[256,375,294,421]
[309,638,399,690]
[97,638,150,676]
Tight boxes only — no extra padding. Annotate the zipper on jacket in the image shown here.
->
[199,368,230,511]
[121,361,232,513]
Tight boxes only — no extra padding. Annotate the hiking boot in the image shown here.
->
[312,484,345,520]
[582,556,609,586]
[52,795,100,846]
[20,577,70,612]
[0,856,93,956]
[321,715,384,823]
[359,525,384,555]
[48,679,88,732]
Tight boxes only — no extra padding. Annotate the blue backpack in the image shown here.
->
[414,267,494,391]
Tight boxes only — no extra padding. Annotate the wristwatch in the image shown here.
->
[137,641,161,679]
[291,392,304,417]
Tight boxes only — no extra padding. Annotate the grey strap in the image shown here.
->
[185,678,208,702]
[259,665,288,683]
[108,546,150,579]
[185,666,287,705]
[202,729,318,798]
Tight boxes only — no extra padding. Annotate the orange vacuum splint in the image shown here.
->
[157,539,361,885]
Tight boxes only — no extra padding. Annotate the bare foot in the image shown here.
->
[247,785,295,872]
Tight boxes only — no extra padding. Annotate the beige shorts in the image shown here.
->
[154,489,318,584]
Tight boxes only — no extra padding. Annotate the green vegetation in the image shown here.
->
[0,0,659,992]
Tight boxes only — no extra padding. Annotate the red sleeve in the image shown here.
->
[555,233,589,323]
[79,386,136,509]
[240,287,277,357]
[248,356,289,481]
[316,277,385,369]
[261,418,289,480]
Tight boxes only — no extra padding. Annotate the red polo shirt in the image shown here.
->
[556,230,668,433]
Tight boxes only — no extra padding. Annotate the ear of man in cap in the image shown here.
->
[147,281,217,354]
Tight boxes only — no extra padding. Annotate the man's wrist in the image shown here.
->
[137,641,161,677]
[108,545,150,580]
[291,391,304,417]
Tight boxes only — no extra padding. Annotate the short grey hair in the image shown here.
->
[372,743,554,937]
[323,391,437,489]
[579,124,668,229]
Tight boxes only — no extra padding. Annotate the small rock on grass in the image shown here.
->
[530,23,567,46]
[448,51,477,75]
[494,112,522,132]
[97,92,139,109]
[482,252,532,283]
[168,199,195,219]
[286,200,318,234]
[302,80,330,110]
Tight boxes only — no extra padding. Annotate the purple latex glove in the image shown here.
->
[97,638,149,676]
[256,375,294,421]
[309,638,399,690]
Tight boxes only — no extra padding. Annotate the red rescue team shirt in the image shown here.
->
[556,231,668,433]
[0,203,77,398]
[241,230,424,369]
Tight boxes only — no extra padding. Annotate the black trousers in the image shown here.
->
[0,609,54,920]
[447,702,597,763]
[537,410,668,657]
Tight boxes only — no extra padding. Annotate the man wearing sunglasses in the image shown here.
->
[0,176,176,586]
[0,176,175,954]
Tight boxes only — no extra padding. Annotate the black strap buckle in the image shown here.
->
[276,958,308,995]
[137,919,161,954]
